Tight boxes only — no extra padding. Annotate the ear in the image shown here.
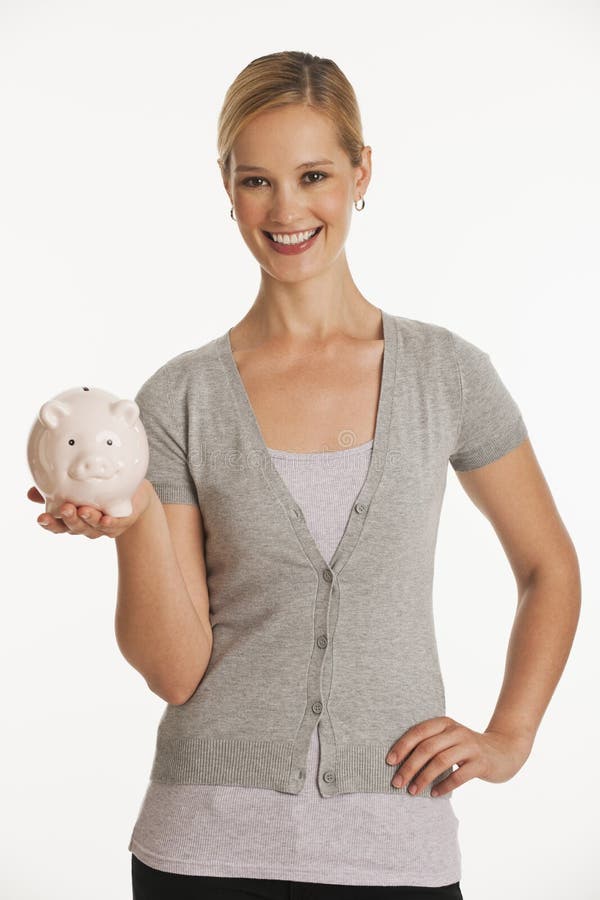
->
[218,158,232,201]
[39,399,71,430]
[355,145,372,198]
[111,399,140,427]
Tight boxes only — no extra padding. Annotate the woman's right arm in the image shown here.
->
[30,479,213,705]
[114,487,213,706]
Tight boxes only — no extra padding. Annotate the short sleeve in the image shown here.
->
[448,331,528,471]
[134,364,199,505]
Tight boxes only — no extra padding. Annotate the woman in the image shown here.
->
[30,51,580,899]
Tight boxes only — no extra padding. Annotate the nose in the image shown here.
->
[69,455,113,480]
[267,184,307,225]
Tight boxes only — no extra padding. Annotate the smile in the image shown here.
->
[262,226,323,255]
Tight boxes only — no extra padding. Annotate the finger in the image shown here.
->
[59,504,91,534]
[385,716,453,764]
[391,731,461,789]
[430,761,481,797]
[386,717,453,768]
[77,506,105,528]
[399,749,462,795]
[76,506,118,537]
[38,513,68,533]
[92,512,115,531]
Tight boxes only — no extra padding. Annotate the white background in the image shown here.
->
[2,1,598,897]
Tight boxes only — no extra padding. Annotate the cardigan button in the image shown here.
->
[291,507,303,519]
[323,771,336,783]
[317,635,328,649]
[354,502,367,514]
[323,569,333,582]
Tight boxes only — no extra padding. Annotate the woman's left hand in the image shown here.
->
[385,716,534,797]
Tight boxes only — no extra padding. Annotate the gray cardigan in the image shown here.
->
[134,309,528,799]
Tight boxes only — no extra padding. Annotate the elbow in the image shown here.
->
[143,627,213,706]
[146,680,193,706]
[168,677,204,707]
[520,551,582,622]
[523,545,581,594]
[160,651,213,707]
[145,678,181,706]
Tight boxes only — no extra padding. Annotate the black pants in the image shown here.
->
[131,854,463,900]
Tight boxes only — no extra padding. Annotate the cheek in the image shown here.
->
[317,188,352,224]
[234,194,266,225]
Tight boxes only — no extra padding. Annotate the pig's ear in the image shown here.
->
[111,399,140,427]
[39,400,71,430]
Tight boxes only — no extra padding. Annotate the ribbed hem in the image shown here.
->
[451,417,528,471]
[149,735,454,799]
[150,737,295,788]
[152,481,199,505]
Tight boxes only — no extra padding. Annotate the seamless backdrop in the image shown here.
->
[2,1,597,898]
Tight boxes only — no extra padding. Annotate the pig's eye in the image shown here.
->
[107,439,113,446]
[68,439,75,446]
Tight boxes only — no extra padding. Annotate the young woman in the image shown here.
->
[30,51,580,900]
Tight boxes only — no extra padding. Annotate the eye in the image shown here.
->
[97,430,121,447]
[304,171,328,183]
[68,438,75,446]
[242,176,267,188]
[241,171,328,188]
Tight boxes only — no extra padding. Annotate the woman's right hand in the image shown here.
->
[28,478,155,540]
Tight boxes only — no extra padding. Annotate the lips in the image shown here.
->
[262,225,323,256]
[263,226,323,242]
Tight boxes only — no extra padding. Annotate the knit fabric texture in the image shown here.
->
[132,309,528,800]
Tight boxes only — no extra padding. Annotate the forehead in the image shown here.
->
[231,105,343,167]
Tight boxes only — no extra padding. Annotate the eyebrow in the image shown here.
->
[234,159,335,173]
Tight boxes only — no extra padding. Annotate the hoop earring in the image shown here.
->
[230,207,236,221]
[354,196,365,211]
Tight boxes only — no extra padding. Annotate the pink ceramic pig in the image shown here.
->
[27,385,149,518]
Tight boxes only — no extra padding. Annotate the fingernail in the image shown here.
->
[386,754,396,765]
[408,784,417,794]
[80,512,90,520]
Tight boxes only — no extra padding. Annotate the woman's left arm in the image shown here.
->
[457,435,581,740]
[386,437,582,797]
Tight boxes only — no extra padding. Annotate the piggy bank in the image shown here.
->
[27,385,149,518]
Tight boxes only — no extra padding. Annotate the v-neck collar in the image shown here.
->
[214,308,398,576]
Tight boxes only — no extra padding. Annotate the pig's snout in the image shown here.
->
[68,456,118,481]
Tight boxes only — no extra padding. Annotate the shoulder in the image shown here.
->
[388,311,493,364]
[158,334,221,381]
[387,311,472,369]
[137,334,223,404]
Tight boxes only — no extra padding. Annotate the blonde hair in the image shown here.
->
[217,50,365,181]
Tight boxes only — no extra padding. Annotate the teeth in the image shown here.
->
[269,228,318,245]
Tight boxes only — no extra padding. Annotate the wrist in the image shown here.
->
[484,723,536,748]
[114,481,159,547]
